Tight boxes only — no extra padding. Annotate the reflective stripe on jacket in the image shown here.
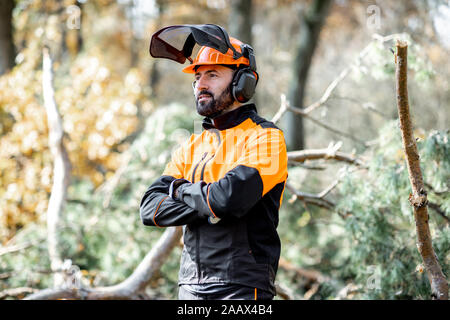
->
[140,104,288,295]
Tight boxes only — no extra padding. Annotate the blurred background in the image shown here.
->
[0,0,449,300]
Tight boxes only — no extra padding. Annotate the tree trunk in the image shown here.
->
[0,0,15,75]
[395,40,448,300]
[285,0,332,151]
[228,0,253,44]
[149,0,167,97]
[228,0,258,106]
[64,2,83,58]
[43,47,72,287]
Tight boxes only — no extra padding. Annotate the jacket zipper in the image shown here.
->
[191,152,207,183]
[196,229,201,280]
[200,154,214,181]
[199,130,221,181]
[195,131,221,282]
[192,152,207,281]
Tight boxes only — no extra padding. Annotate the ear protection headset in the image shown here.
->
[230,44,259,103]
[191,44,259,103]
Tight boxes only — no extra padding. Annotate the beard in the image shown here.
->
[195,86,234,119]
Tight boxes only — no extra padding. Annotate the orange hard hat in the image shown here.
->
[182,37,250,73]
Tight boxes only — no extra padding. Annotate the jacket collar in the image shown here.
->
[202,104,257,131]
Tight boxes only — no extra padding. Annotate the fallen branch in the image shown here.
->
[275,282,298,300]
[25,226,182,300]
[287,145,365,167]
[0,241,39,257]
[286,183,335,210]
[335,283,362,300]
[0,271,16,280]
[394,40,448,300]
[278,257,329,283]
[303,282,320,300]
[0,287,39,300]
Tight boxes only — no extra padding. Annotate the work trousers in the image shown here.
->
[178,284,274,300]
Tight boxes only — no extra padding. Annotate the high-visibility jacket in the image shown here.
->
[140,104,288,295]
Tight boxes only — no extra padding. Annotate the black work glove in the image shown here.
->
[168,178,190,200]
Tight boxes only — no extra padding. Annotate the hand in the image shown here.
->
[169,178,190,200]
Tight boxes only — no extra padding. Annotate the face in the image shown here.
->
[193,65,235,118]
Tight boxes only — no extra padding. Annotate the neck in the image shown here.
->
[212,100,242,126]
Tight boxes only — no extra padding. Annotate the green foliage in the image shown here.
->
[354,35,435,86]
[0,104,198,298]
[335,122,449,299]
[276,122,449,300]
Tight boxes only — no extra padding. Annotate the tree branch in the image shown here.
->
[395,40,448,300]
[0,241,39,257]
[272,34,409,146]
[428,202,450,225]
[24,227,182,300]
[279,257,330,283]
[285,182,335,210]
[0,287,39,300]
[287,143,365,167]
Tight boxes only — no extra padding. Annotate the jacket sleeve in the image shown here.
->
[140,141,205,227]
[176,128,288,219]
[140,175,205,227]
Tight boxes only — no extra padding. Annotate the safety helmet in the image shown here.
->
[183,37,258,103]
[182,37,251,73]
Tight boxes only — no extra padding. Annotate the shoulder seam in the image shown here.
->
[248,114,282,131]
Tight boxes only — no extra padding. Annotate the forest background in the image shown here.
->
[0,0,449,300]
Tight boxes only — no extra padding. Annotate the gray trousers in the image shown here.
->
[178,284,274,300]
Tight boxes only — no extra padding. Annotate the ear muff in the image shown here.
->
[231,67,258,103]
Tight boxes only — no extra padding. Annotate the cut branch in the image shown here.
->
[0,287,38,300]
[0,241,37,257]
[287,146,365,167]
[275,282,298,300]
[25,227,182,300]
[279,257,330,283]
[43,47,72,287]
[285,182,335,210]
[395,40,448,300]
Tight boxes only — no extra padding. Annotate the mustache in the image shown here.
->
[196,90,213,99]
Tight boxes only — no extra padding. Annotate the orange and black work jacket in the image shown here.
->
[140,104,288,295]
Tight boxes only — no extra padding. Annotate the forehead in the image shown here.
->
[194,65,232,75]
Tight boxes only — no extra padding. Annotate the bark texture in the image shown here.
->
[395,40,448,300]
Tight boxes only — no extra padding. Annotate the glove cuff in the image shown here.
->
[169,178,190,200]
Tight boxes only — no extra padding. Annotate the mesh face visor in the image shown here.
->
[149,24,242,64]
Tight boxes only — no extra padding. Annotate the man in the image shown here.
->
[140,34,288,300]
